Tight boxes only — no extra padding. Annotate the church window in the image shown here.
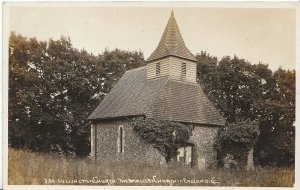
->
[118,125,124,153]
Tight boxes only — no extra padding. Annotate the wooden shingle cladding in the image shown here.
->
[147,57,171,79]
[146,11,197,63]
[146,11,198,83]
[89,11,225,127]
[169,57,196,83]
[88,10,227,168]
[88,67,168,120]
[147,56,197,83]
[88,67,225,126]
[146,78,225,126]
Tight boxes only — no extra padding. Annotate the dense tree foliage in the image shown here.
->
[131,117,192,162]
[9,32,145,156]
[9,33,295,168]
[196,51,295,167]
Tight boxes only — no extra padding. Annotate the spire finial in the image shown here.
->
[146,8,197,62]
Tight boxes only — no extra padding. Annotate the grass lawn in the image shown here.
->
[8,148,294,186]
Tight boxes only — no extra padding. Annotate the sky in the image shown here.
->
[8,6,296,71]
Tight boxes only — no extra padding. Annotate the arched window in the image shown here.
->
[117,125,124,153]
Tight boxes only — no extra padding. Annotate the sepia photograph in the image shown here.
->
[2,1,298,189]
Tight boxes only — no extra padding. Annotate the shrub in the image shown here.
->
[215,119,260,169]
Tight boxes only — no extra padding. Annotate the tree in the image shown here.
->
[197,52,260,122]
[9,33,295,166]
[196,52,295,167]
[8,32,145,156]
[253,99,295,167]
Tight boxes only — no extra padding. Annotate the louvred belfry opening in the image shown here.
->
[146,11,198,83]
[88,10,225,126]
[88,9,226,168]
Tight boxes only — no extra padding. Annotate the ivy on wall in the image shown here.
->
[131,117,192,162]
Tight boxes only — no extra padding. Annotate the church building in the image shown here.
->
[88,11,225,170]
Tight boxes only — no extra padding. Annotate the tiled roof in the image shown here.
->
[146,11,197,63]
[146,80,226,126]
[88,67,225,126]
[88,67,169,120]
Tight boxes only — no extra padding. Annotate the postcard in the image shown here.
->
[2,1,299,190]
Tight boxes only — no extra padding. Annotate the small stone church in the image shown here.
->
[88,11,225,170]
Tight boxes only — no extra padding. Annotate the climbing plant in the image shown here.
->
[214,119,260,169]
[131,117,192,162]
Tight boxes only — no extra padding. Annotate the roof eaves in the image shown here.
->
[146,54,198,63]
[89,114,145,122]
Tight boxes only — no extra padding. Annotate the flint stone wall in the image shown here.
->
[91,119,165,165]
[189,125,219,169]
[91,119,219,169]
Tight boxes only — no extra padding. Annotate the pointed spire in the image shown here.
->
[171,9,174,17]
[147,11,197,62]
